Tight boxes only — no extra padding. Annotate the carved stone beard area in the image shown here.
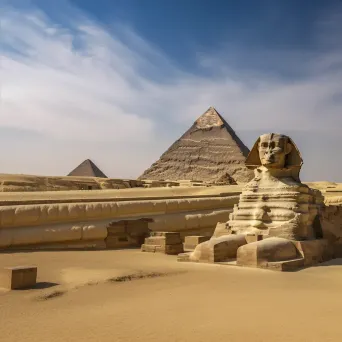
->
[178,133,341,271]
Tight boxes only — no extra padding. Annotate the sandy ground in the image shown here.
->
[1,249,342,342]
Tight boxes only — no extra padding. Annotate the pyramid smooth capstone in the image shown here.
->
[236,237,299,268]
[188,234,247,263]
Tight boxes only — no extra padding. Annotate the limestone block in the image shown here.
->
[165,200,179,213]
[125,219,151,237]
[184,236,210,250]
[164,215,186,231]
[82,222,108,240]
[294,239,331,266]
[12,226,45,245]
[0,207,16,226]
[117,201,154,216]
[68,204,86,220]
[152,201,167,213]
[107,222,126,235]
[59,204,71,220]
[45,205,60,222]
[106,235,137,249]
[146,232,182,245]
[14,206,40,226]
[189,235,247,263]
[177,199,195,212]
[156,244,184,255]
[141,244,157,253]
[266,259,305,271]
[42,224,82,243]
[142,232,183,254]
[198,210,231,228]
[5,223,83,247]
[321,205,342,242]
[85,203,105,219]
[185,214,200,230]
[0,266,37,290]
[236,237,299,268]
[101,203,114,217]
[148,219,165,232]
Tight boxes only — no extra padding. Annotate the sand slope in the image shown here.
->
[1,250,342,342]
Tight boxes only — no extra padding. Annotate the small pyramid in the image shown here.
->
[67,159,107,178]
[139,107,253,184]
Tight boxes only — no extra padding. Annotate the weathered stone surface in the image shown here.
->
[212,222,230,237]
[148,209,232,237]
[294,240,332,266]
[181,133,340,271]
[139,107,253,184]
[266,258,305,271]
[0,266,37,290]
[157,244,184,255]
[228,133,323,240]
[188,235,247,263]
[142,232,184,255]
[236,237,299,268]
[0,191,237,250]
[105,235,135,249]
[148,232,182,245]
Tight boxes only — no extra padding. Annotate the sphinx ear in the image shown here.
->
[245,137,261,169]
[285,142,293,155]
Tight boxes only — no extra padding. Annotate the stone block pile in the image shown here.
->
[141,232,184,255]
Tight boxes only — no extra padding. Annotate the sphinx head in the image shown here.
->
[258,133,291,169]
[245,133,303,178]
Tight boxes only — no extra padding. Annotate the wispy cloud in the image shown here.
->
[1,2,341,181]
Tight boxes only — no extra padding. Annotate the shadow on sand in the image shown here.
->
[317,258,342,267]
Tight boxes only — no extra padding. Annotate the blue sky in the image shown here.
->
[1,0,342,181]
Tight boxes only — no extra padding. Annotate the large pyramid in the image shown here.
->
[139,107,253,184]
[67,159,107,178]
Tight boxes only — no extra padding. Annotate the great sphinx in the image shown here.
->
[178,133,340,270]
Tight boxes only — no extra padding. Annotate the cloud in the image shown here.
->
[1,2,342,181]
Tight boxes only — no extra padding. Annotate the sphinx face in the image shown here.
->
[258,134,289,169]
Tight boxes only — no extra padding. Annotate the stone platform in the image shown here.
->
[178,233,332,271]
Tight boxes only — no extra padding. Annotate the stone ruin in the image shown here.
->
[178,133,342,271]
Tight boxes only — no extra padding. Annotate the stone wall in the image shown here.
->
[0,187,240,250]
[0,173,217,192]
[321,205,342,257]
[0,183,341,251]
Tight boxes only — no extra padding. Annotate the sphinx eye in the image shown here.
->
[261,142,268,148]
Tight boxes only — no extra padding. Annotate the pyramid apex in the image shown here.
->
[67,159,107,178]
[195,106,224,129]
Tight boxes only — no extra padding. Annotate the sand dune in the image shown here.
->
[1,249,342,342]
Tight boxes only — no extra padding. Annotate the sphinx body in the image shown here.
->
[179,133,332,270]
[227,169,324,241]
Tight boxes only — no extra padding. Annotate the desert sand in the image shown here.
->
[1,249,342,342]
